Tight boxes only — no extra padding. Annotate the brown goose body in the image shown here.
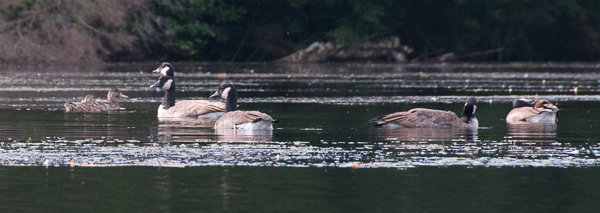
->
[151,75,226,118]
[158,100,226,118]
[210,84,278,130]
[214,110,276,130]
[506,99,558,123]
[369,97,478,129]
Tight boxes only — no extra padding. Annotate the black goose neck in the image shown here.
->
[225,87,238,112]
[461,104,476,122]
[162,82,176,109]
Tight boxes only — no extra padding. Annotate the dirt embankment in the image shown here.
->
[0,0,149,65]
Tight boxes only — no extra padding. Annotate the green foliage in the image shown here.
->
[128,0,600,61]
[453,0,600,60]
[324,0,390,45]
[147,0,246,59]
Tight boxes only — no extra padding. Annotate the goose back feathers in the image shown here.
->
[210,84,278,130]
[369,97,478,129]
[151,75,226,118]
[506,99,558,123]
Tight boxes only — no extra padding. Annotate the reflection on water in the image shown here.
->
[507,123,557,143]
[215,129,273,142]
[376,127,477,142]
[156,118,274,143]
[156,118,216,143]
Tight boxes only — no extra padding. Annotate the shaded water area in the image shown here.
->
[1,62,600,211]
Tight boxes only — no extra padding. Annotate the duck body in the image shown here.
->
[369,97,478,129]
[151,75,226,118]
[210,84,278,130]
[506,99,558,123]
[65,95,100,112]
[94,88,129,111]
[65,89,128,112]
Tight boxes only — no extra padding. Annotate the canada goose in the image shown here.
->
[95,88,129,111]
[153,62,174,77]
[150,75,226,118]
[369,97,478,129]
[506,98,558,123]
[65,95,99,112]
[210,84,279,130]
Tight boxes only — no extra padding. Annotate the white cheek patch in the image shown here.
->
[160,67,170,76]
[162,79,173,90]
[473,105,476,114]
[221,87,230,99]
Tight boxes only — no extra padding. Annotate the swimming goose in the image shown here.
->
[64,95,99,112]
[150,75,226,118]
[369,97,478,129]
[506,98,558,123]
[153,62,175,77]
[210,84,278,130]
[94,88,129,111]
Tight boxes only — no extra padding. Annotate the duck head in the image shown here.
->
[108,88,128,102]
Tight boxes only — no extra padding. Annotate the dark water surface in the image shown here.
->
[1,62,600,211]
[1,167,599,212]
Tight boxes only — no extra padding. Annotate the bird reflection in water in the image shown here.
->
[214,128,273,142]
[375,127,478,143]
[156,118,216,143]
[506,123,557,143]
[63,112,124,140]
[157,118,273,143]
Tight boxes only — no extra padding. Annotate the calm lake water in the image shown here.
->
[1,62,600,212]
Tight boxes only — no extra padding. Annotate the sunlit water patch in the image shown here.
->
[1,139,599,168]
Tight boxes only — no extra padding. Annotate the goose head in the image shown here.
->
[210,84,237,112]
[210,84,236,100]
[153,62,174,77]
[462,96,478,118]
[532,99,559,112]
[512,98,533,108]
[150,75,175,91]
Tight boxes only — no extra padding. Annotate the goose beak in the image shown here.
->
[150,81,161,88]
[209,91,220,99]
[152,67,160,73]
[119,93,129,98]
